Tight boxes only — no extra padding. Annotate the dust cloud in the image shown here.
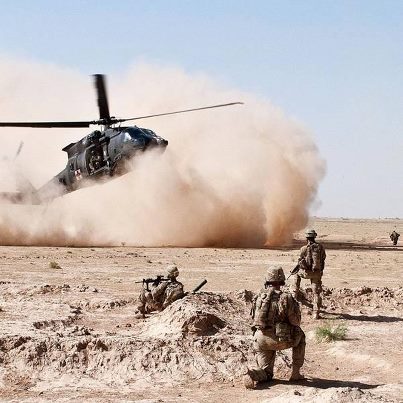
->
[0,59,325,247]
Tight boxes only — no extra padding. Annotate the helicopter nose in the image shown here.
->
[157,138,168,146]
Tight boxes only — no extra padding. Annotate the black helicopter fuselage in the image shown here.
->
[37,126,168,202]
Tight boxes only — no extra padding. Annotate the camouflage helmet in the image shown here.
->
[305,229,317,238]
[166,264,179,278]
[265,265,285,284]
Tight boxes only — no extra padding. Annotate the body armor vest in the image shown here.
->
[253,289,281,328]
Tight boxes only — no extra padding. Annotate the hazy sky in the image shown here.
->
[0,0,402,218]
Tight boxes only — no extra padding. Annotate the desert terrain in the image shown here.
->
[0,217,402,402]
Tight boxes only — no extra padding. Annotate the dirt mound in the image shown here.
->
[17,283,100,297]
[298,287,403,313]
[142,292,249,337]
[1,285,401,397]
[0,292,255,389]
[264,384,402,403]
[74,298,133,311]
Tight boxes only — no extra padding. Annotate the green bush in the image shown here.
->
[315,323,347,342]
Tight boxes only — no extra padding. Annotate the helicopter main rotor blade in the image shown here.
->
[0,102,243,128]
[0,121,94,128]
[115,102,244,123]
[93,74,111,122]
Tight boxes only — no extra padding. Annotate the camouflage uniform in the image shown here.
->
[244,266,305,388]
[134,265,184,318]
[292,229,326,319]
[390,231,400,246]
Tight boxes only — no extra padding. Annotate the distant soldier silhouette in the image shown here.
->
[291,229,326,319]
[390,231,400,246]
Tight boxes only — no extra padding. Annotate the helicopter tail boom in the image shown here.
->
[0,191,40,205]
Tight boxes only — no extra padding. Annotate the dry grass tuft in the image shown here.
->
[49,261,62,270]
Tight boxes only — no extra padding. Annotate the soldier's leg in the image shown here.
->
[291,274,302,301]
[134,289,148,318]
[244,330,276,388]
[311,276,322,319]
[290,327,306,380]
[255,349,276,380]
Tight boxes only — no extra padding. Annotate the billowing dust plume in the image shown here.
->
[0,59,325,247]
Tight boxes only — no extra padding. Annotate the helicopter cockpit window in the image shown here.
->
[143,129,156,137]
[123,132,132,142]
[123,129,146,146]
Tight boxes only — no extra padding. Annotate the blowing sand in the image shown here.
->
[0,60,325,248]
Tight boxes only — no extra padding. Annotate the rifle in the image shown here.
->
[287,263,300,280]
[184,279,208,296]
[135,275,170,291]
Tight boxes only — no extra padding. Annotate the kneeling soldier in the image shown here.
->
[244,265,306,389]
[134,265,184,318]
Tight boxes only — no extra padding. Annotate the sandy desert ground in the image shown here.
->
[0,217,402,402]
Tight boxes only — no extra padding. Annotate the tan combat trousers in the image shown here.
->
[249,327,306,382]
[134,288,162,314]
[292,270,323,315]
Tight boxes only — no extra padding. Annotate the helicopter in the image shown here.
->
[0,74,242,204]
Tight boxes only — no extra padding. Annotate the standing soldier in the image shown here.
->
[134,265,184,319]
[244,266,306,389]
[291,229,326,319]
[390,230,400,246]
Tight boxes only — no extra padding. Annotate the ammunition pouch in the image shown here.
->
[275,322,292,342]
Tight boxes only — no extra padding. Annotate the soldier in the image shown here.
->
[291,229,326,319]
[244,266,306,389]
[134,265,184,319]
[390,230,400,246]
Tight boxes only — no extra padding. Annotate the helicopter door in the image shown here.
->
[86,146,105,174]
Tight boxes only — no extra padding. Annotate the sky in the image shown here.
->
[0,0,402,218]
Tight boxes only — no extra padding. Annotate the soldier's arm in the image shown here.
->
[250,296,257,319]
[151,281,169,301]
[162,283,184,309]
[299,246,307,261]
[287,294,302,326]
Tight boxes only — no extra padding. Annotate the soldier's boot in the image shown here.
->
[289,366,305,381]
[243,373,256,390]
[134,311,145,319]
[133,305,146,319]
[312,309,320,319]
[243,367,270,389]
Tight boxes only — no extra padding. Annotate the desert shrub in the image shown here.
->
[315,323,347,342]
[49,261,62,270]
